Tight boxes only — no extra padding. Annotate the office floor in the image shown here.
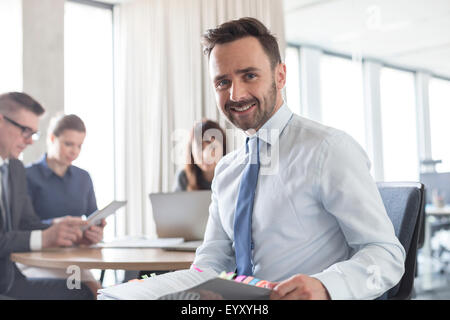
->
[413,249,450,300]
[414,274,450,299]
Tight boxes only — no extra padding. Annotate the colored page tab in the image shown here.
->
[225,272,236,280]
[234,275,247,283]
[242,276,254,284]
[255,280,269,288]
[248,278,260,285]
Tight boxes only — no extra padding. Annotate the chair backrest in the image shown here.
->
[376,182,425,300]
[417,187,426,249]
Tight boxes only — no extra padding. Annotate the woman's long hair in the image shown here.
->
[185,119,226,191]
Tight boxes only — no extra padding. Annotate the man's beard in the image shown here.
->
[224,80,278,131]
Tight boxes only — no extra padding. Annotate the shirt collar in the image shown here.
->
[38,154,53,178]
[38,154,72,178]
[0,156,9,167]
[244,102,293,145]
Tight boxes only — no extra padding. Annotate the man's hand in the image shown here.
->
[42,216,87,248]
[268,274,331,300]
[77,219,107,246]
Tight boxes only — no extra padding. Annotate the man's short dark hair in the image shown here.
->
[201,17,282,69]
[0,92,45,116]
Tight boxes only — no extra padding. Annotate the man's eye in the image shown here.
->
[245,73,256,80]
[217,79,230,88]
[24,128,33,135]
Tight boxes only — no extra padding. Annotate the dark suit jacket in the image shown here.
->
[0,159,48,294]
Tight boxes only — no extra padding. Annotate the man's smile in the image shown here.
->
[230,102,257,114]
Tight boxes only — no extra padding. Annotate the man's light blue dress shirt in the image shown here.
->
[193,103,405,300]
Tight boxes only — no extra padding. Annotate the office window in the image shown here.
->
[0,0,22,93]
[380,67,418,181]
[429,78,450,172]
[320,55,366,150]
[64,1,115,240]
[285,46,301,115]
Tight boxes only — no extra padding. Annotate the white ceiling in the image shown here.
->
[284,0,450,78]
[95,0,450,78]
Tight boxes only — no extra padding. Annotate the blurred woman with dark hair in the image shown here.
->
[174,119,226,191]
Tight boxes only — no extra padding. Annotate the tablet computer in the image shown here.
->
[82,200,127,231]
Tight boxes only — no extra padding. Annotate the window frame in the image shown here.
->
[286,42,450,181]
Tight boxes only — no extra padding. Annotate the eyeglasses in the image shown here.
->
[2,115,40,141]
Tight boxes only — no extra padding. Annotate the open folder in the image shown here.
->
[97,267,271,300]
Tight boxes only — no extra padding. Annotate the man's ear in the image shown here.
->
[49,133,56,144]
[275,63,287,90]
[0,113,5,128]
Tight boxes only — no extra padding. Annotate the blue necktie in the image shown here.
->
[0,164,12,231]
[234,136,260,276]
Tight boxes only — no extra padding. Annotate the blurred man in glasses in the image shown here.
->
[0,92,94,300]
[0,94,40,159]
[1,114,40,142]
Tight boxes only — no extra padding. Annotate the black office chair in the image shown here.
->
[377,182,425,300]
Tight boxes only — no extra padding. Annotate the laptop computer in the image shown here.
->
[149,190,212,251]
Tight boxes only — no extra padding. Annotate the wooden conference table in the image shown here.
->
[10,247,196,271]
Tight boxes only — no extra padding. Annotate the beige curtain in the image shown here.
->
[114,0,285,237]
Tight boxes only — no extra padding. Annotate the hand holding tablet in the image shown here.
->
[82,200,127,231]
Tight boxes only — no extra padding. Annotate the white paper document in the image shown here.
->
[94,236,185,248]
[98,268,218,300]
[98,268,271,300]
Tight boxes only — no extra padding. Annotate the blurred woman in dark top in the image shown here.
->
[22,114,104,297]
[173,119,226,191]
[26,114,98,224]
